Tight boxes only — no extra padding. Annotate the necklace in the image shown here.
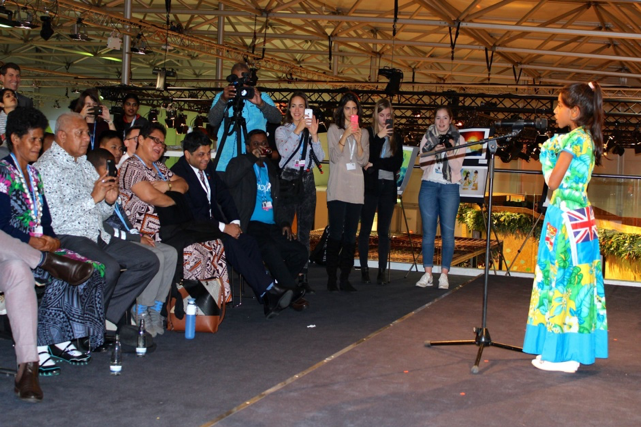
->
[9,155,43,236]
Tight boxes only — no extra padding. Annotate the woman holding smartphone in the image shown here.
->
[275,92,325,294]
[326,92,369,292]
[358,99,403,285]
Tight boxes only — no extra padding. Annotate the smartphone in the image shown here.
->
[350,114,359,131]
[385,118,394,134]
[304,108,313,120]
[106,159,118,177]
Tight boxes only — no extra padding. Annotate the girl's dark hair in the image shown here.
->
[333,92,363,130]
[372,98,397,155]
[284,91,308,125]
[559,81,604,165]
[74,88,101,114]
[5,107,48,152]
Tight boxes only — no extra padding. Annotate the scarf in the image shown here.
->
[422,124,460,183]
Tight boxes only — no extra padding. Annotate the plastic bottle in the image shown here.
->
[136,318,147,357]
[185,298,196,339]
[110,334,122,375]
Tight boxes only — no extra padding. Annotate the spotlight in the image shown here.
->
[165,108,176,128]
[148,109,159,123]
[193,115,208,128]
[69,18,91,41]
[378,67,403,95]
[40,15,53,40]
[612,144,625,156]
[15,8,38,30]
[175,114,188,134]
[131,32,152,55]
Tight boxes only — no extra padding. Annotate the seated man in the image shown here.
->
[224,130,308,304]
[35,112,160,332]
[120,123,292,319]
[171,131,308,312]
[87,148,177,337]
[97,130,124,165]
[1,229,94,403]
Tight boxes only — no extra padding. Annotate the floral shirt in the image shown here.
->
[540,126,594,211]
[35,141,115,243]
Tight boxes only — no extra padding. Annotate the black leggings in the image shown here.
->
[358,179,397,270]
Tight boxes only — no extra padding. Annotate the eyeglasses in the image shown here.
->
[124,135,139,142]
[148,135,166,147]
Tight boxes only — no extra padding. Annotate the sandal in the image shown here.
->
[38,350,61,377]
[49,342,91,365]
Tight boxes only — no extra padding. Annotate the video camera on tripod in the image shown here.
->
[226,70,258,102]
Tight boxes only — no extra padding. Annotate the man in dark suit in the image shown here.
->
[223,130,309,307]
[171,131,307,314]
[0,63,33,108]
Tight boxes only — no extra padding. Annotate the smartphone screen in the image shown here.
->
[304,108,313,120]
[350,114,359,131]
[106,159,117,177]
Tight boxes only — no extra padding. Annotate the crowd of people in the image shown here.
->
[0,60,608,402]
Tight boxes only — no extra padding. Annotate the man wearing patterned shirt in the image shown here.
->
[35,112,159,330]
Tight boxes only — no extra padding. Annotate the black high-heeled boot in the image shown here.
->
[377,268,388,285]
[339,242,357,292]
[325,238,341,291]
[361,267,370,283]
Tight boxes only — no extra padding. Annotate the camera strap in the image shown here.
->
[280,129,308,179]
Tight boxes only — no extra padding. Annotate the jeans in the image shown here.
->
[327,200,362,244]
[358,179,397,269]
[418,180,460,270]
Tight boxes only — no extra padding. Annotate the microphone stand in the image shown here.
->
[423,130,523,374]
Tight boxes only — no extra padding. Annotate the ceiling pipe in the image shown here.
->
[122,0,132,85]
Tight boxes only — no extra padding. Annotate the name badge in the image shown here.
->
[30,226,44,237]
[294,159,306,168]
[262,201,273,211]
[346,162,356,170]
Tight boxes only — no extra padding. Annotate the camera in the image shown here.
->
[90,106,103,116]
[226,70,257,101]
[439,133,453,149]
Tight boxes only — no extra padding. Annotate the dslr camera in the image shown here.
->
[226,70,258,101]
[439,133,454,149]
[90,105,103,116]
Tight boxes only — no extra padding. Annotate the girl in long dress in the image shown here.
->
[523,81,608,373]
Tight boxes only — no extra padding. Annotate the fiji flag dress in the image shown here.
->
[522,126,608,364]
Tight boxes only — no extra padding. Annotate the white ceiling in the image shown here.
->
[3,0,641,101]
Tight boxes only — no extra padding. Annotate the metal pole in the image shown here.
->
[121,0,132,85]
[216,3,224,80]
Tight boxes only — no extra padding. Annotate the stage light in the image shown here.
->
[148,109,159,123]
[131,32,152,55]
[69,18,91,41]
[175,114,188,134]
[15,8,38,30]
[165,108,177,128]
[378,67,403,95]
[40,15,53,40]
[193,115,208,128]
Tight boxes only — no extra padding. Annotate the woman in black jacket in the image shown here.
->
[358,98,403,284]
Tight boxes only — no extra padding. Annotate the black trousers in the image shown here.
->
[280,169,316,255]
[221,233,272,298]
[59,235,160,325]
[246,221,307,290]
[358,179,397,270]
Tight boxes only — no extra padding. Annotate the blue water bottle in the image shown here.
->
[185,298,196,339]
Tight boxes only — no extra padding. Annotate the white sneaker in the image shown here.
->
[416,273,433,288]
[531,358,579,373]
[438,274,449,289]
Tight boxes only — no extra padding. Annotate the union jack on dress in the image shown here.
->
[566,206,598,243]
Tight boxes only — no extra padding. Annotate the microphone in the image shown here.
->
[494,118,548,131]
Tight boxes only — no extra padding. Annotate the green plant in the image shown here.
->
[457,204,542,239]
[599,229,641,261]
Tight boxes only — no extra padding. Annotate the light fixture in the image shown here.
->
[148,109,159,123]
[175,114,188,134]
[165,107,176,128]
[69,18,91,41]
[152,67,176,91]
[378,67,403,95]
[40,15,53,40]
[0,1,16,28]
[15,8,38,29]
[131,32,152,55]
[193,115,208,128]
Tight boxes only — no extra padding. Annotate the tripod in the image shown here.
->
[424,134,523,374]
[211,97,249,172]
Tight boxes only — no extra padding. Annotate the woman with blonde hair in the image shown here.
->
[358,98,403,284]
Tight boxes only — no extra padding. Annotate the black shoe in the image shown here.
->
[298,274,315,295]
[340,280,358,292]
[361,267,370,283]
[377,269,388,285]
[39,252,94,286]
[327,277,339,292]
[263,285,293,319]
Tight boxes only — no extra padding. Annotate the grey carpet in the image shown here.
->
[1,265,457,426]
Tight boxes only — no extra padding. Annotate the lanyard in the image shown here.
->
[10,153,39,215]
[253,163,270,201]
[114,203,130,231]
[134,154,167,181]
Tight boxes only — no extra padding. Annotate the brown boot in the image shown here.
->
[40,252,94,286]
[14,362,43,403]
